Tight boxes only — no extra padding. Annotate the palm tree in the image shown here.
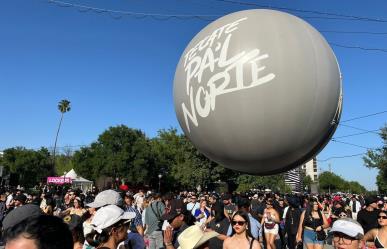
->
[53,99,71,172]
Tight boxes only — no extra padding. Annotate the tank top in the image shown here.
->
[374,229,385,249]
[304,211,323,229]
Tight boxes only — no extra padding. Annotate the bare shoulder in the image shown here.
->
[223,237,232,248]
[252,239,262,249]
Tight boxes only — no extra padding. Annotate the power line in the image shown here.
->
[331,139,374,150]
[330,43,387,53]
[333,129,380,139]
[340,110,387,123]
[47,0,219,21]
[321,30,387,35]
[338,124,381,134]
[212,0,387,23]
[317,152,366,162]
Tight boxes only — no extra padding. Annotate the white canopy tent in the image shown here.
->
[62,169,93,192]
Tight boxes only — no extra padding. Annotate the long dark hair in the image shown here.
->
[230,210,254,240]
[85,220,128,247]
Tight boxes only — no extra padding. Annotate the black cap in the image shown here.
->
[2,204,43,231]
[162,200,186,221]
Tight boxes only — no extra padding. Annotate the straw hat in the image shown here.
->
[177,225,219,249]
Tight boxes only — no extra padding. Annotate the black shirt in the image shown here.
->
[357,209,379,234]
[207,217,230,249]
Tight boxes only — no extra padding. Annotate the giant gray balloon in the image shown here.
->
[173,9,342,175]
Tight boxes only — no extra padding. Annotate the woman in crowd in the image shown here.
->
[223,210,260,249]
[62,197,86,217]
[261,199,280,249]
[296,197,329,249]
[194,199,211,226]
[85,205,135,249]
[363,210,387,249]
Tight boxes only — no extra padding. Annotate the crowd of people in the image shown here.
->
[0,185,386,249]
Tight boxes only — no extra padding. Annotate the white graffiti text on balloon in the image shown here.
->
[181,17,276,132]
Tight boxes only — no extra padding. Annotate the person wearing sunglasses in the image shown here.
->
[261,199,280,249]
[223,210,261,249]
[363,210,387,249]
[329,218,364,249]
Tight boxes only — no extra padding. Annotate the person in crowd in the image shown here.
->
[349,195,362,220]
[4,215,73,249]
[262,199,280,249]
[329,218,364,249]
[207,202,230,249]
[187,195,200,216]
[296,197,329,249]
[222,194,236,220]
[357,196,380,234]
[228,198,262,242]
[123,193,144,236]
[363,209,387,249]
[162,199,195,249]
[144,193,165,249]
[85,205,135,249]
[283,197,302,249]
[63,214,84,249]
[134,189,145,213]
[42,197,54,215]
[330,200,347,224]
[177,224,219,249]
[194,199,211,226]
[223,210,261,249]
[275,197,287,249]
[61,197,86,217]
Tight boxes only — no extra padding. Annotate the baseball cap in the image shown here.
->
[162,199,186,221]
[365,196,378,206]
[63,214,82,230]
[2,204,43,231]
[86,189,123,208]
[330,218,364,239]
[177,225,219,249]
[91,205,135,233]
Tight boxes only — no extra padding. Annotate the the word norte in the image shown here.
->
[181,17,276,132]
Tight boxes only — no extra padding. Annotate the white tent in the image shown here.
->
[62,169,93,192]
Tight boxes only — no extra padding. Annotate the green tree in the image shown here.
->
[303,175,313,192]
[73,125,154,185]
[235,174,290,193]
[363,125,387,193]
[53,99,71,172]
[2,147,52,187]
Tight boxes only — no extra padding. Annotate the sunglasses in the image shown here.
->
[378,216,387,219]
[232,220,246,226]
[339,214,347,217]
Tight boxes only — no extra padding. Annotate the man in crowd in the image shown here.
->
[186,195,200,216]
[144,193,165,249]
[330,218,364,249]
[162,199,195,249]
[357,196,379,233]
[222,193,236,220]
[349,195,362,220]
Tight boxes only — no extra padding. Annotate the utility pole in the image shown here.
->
[328,163,332,194]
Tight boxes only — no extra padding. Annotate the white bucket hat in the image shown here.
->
[177,225,219,249]
[86,190,123,208]
[91,205,135,233]
[330,218,364,239]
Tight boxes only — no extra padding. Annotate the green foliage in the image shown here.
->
[72,125,154,185]
[318,171,366,194]
[235,174,290,193]
[363,125,387,193]
[1,147,52,187]
[303,175,313,191]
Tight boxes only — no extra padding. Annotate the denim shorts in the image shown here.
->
[303,229,324,245]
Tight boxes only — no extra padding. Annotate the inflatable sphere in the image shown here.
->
[173,9,342,175]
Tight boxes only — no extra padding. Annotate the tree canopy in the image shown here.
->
[363,125,387,193]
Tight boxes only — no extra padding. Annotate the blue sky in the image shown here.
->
[1,0,386,190]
